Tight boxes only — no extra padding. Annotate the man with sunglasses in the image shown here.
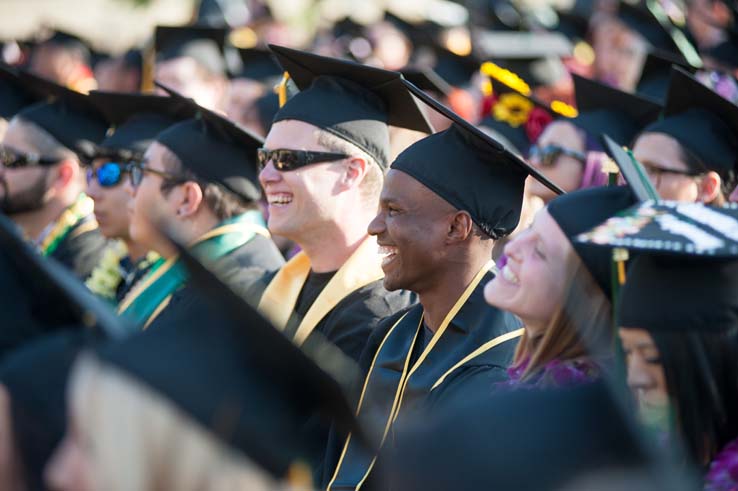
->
[81,91,197,304]
[0,70,109,280]
[117,84,284,330]
[252,46,433,365]
[631,67,738,205]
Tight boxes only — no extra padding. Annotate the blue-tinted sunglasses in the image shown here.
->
[86,162,130,188]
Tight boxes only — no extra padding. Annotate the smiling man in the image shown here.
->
[0,69,108,280]
[117,86,283,330]
[324,83,563,491]
[252,46,433,365]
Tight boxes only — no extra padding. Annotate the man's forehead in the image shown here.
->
[3,117,41,153]
[264,119,324,151]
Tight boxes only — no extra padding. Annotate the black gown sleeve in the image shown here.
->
[50,222,108,280]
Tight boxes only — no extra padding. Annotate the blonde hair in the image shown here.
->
[514,254,614,381]
[69,354,298,491]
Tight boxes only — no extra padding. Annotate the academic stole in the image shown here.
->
[257,236,384,346]
[38,193,98,256]
[117,215,270,329]
[327,260,523,491]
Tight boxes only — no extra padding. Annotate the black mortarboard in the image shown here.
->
[255,91,279,134]
[0,213,129,359]
[426,48,480,88]
[96,238,363,479]
[232,47,283,83]
[13,70,110,158]
[547,186,637,297]
[574,200,738,332]
[154,82,263,202]
[571,74,662,145]
[400,67,452,97]
[616,1,679,54]
[87,91,197,159]
[154,25,227,76]
[393,80,562,239]
[269,45,433,168]
[122,48,143,71]
[0,64,40,119]
[0,329,101,490]
[382,382,647,491]
[553,7,591,43]
[640,67,738,174]
[635,51,693,103]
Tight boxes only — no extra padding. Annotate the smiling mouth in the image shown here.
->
[501,264,519,285]
[267,193,292,207]
[378,245,398,267]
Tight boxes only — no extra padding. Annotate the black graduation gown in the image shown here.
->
[322,271,522,490]
[146,234,285,331]
[49,214,108,280]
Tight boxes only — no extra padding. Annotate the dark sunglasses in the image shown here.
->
[528,144,586,167]
[86,162,130,188]
[128,161,187,189]
[0,147,61,168]
[257,148,349,172]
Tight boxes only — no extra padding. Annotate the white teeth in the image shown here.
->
[502,265,519,285]
[378,245,397,256]
[267,194,292,205]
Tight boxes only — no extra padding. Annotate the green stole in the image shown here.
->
[117,213,269,329]
[327,261,523,490]
[38,194,97,256]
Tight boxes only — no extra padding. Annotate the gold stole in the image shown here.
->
[258,236,384,346]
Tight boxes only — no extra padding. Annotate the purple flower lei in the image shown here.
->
[704,438,738,491]
[498,357,600,389]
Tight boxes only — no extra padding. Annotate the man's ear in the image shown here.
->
[176,182,204,217]
[53,158,78,189]
[698,171,722,204]
[340,156,368,190]
[447,211,474,244]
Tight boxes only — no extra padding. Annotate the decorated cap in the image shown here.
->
[571,74,662,145]
[96,238,363,479]
[269,45,433,168]
[154,82,263,202]
[154,25,227,76]
[13,70,110,158]
[392,79,563,240]
[87,91,197,159]
[640,67,738,174]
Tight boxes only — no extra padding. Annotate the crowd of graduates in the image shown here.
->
[1,0,738,489]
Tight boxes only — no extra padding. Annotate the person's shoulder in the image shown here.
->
[53,224,109,280]
[336,281,417,320]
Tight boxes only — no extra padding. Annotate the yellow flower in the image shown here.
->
[493,93,533,127]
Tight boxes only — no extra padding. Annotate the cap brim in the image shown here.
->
[402,78,565,196]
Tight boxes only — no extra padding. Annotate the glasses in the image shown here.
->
[0,147,61,168]
[640,161,704,188]
[128,161,187,189]
[256,148,349,172]
[86,162,131,188]
[528,144,586,167]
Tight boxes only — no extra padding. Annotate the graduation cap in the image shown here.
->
[232,47,283,83]
[154,82,263,202]
[87,91,197,159]
[400,67,452,97]
[573,200,738,332]
[255,91,279,134]
[616,1,678,53]
[0,329,103,490]
[395,79,563,240]
[635,51,693,103]
[154,25,227,76]
[571,74,662,146]
[640,67,738,174]
[0,213,129,359]
[601,134,659,202]
[703,29,738,70]
[269,44,433,168]
[0,64,40,120]
[382,382,649,491]
[553,6,591,43]
[12,70,110,158]
[96,234,366,479]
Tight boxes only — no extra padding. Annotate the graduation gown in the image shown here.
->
[324,262,523,491]
[118,215,284,330]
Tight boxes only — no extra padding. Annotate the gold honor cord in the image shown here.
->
[328,260,497,490]
[258,236,385,346]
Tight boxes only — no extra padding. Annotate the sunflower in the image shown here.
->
[493,93,533,127]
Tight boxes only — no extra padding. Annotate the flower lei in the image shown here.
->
[85,240,128,301]
[498,356,601,389]
[704,438,738,491]
[38,194,95,257]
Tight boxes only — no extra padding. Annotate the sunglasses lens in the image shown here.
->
[276,150,302,171]
[98,163,122,187]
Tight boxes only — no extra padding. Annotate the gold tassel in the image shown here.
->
[277,71,290,108]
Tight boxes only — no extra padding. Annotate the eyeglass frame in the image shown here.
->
[128,160,189,189]
[256,148,350,172]
[0,146,63,168]
[528,144,587,167]
[639,161,706,188]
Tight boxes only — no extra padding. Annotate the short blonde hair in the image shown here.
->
[69,354,295,491]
